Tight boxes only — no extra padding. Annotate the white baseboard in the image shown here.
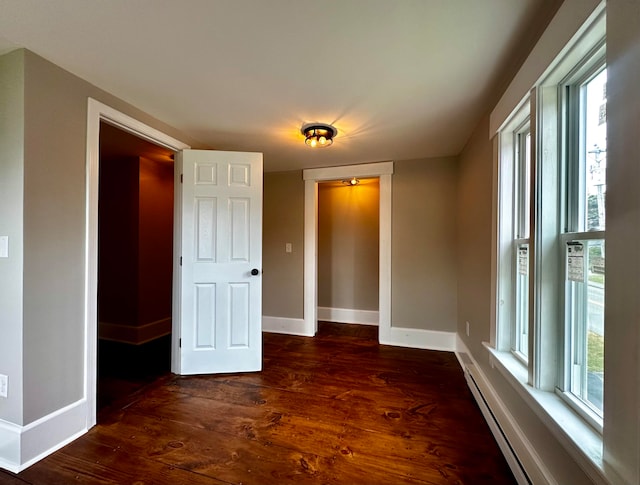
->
[455,334,473,367]
[99,317,172,344]
[0,399,88,473]
[0,420,20,472]
[317,306,379,326]
[379,326,456,351]
[455,335,553,485]
[262,316,312,336]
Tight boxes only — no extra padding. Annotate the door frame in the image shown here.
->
[302,162,394,340]
[84,98,190,427]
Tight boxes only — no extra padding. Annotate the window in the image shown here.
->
[513,127,531,362]
[560,67,606,419]
[496,101,532,362]
[496,16,606,431]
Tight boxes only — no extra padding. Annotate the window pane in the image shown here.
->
[516,131,531,239]
[583,69,607,231]
[512,126,530,361]
[515,243,529,359]
[567,239,604,414]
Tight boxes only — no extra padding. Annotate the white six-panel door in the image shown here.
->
[177,149,263,375]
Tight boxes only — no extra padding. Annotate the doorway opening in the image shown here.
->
[97,121,176,412]
[317,177,380,340]
[85,98,191,428]
[303,162,393,341]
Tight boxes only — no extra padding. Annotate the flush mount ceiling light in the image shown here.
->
[301,123,337,148]
[342,177,360,186]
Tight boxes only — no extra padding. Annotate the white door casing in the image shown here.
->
[86,98,190,428]
[177,149,263,375]
[302,162,393,340]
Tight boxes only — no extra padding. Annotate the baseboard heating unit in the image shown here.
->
[460,355,531,485]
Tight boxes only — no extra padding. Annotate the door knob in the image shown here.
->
[251,268,260,276]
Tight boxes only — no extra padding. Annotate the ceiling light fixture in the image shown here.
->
[342,177,360,186]
[301,123,337,148]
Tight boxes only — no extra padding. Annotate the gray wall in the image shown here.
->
[603,2,640,482]
[391,157,458,331]
[263,157,459,332]
[318,179,379,311]
[1,49,204,425]
[456,116,493,358]
[262,171,305,318]
[0,50,25,425]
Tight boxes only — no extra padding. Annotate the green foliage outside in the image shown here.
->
[588,273,604,285]
[587,195,601,231]
[588,331,604,373]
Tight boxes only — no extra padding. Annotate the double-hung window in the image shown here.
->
[513,126,531,362]
[496,10,606,432]
[559,64,607,422]
[497,101,532,365]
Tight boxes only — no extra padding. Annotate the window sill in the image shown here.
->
[482,342,618,485]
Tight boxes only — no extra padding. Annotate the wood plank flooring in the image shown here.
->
[1,322,516,485]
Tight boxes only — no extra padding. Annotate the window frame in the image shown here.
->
[512,122,532,364]
[496,97,532,360]
[556,58,607,429]
[495,16,606,428]
[488,5,619,482]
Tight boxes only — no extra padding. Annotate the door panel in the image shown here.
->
[178,149,262,375]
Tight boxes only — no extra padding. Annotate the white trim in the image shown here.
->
[172,152,184,374]
[262,316,311,336]
[0,399,87,473]
[303,162,393,341]
[303,179,318,335]
[378,172,393,344]
[489,135,500,348]
[317,307,379,326]
[0,420,20,471]
[489,0,603,136]
[380,327,456,352]
[85,98,189,431]
[454,334,471,369]
[303,161,394,181]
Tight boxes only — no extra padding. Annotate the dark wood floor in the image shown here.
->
[97,335,172,410]
[2,322,516,485]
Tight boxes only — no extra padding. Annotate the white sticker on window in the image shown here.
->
[567,242,585,282]
[518,246,528,275]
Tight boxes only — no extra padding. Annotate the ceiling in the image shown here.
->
[99,121,175,165]
[0,0,554,172]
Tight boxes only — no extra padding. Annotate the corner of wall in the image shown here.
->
[0,399,88,473]
[0,46,26,427]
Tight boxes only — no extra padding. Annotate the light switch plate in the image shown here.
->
[285,243,292,253]
[0,236,8,258]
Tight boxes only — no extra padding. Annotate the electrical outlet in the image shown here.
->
[0,374,8,398]
[285,243,292,253]
[465,321,470,337]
